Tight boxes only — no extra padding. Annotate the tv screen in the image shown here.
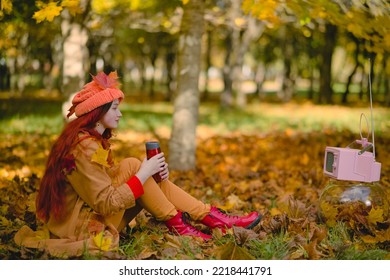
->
[325,151,334,173]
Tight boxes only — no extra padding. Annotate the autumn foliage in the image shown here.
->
[1,127,389,259]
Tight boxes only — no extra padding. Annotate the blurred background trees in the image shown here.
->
[1,0,389,169]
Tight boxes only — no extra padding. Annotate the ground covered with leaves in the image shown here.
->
[1,127,389,260]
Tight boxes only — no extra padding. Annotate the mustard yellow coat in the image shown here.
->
[14,135,140,257]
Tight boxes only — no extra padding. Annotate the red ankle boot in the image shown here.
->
[165,211,212,241]
[201,206,262,230]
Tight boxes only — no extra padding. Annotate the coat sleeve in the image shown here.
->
[66,138,136,216]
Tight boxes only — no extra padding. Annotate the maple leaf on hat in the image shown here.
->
[92,71,120,89]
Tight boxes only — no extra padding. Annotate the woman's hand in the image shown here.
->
[159,162,169,181]
[135,152,166,184]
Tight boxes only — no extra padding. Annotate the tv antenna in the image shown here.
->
[351,59,377,159]
[368,58,376,159]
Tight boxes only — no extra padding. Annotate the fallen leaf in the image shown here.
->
[93,231,113,252]
[367,207,385,225]
[91,146,111,167]
[214,241,255,260]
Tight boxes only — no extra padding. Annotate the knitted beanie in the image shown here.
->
[67,71,125,118]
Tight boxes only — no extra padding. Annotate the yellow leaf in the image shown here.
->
[91,0,118,13]
[61,0,83,16]
[91,145,111,167]
[347,23,364,38]
[33,2,63,23]
[1,0,13,14]
[36,225,51,240]
[367,207,384,224]
[384,33,390,50]
[93,231,112,251]
[360,227,390,244]
[0,216,10,227]
[320,201,338,227]
[219,194,245,211]
[270,207,282,216]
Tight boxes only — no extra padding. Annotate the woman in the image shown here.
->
[14,71,261,257]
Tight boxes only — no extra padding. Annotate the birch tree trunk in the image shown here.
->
[60,5,90,120]
[61,10,89,97]
[168,0,205,170]
[222,0,264,108]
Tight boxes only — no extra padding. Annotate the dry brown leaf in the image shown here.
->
[303,240,319,259]
[161,247,178,258]
[137,247,158,260]
[214,241,255,260]
[233,226,259,246]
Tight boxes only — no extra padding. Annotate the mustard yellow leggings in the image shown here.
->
[113,158,210,231]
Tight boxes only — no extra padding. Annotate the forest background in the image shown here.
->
[0,0,390,260]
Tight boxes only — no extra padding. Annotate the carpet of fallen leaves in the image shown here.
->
[1,129,389,260]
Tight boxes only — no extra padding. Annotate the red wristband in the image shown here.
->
[126,176,144,199]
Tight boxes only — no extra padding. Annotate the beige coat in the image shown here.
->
[14,134,138,257]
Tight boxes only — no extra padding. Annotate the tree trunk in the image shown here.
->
[342,36,361,104]
[201,27,212,101]
[221,33,233,108]
[278,26,295,102]
[307,32,318,101]
[385,75,390,106]
[235,17,264,107]
[220,1,264,108]
[0,60,10,90]
[318,23,337,104]
[61,10,89,97]
[383,53,390,106]
[169,0,205,171]
[165,49,176,101]
[149,50,158,98]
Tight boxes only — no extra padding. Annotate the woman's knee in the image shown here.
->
[116,158,142,182]
[121,157,141,170]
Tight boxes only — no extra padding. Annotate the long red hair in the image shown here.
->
[36,102,113,222]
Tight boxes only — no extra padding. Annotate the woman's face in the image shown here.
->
[99,99,122,130]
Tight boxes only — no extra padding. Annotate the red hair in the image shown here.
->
[36,102,113,222]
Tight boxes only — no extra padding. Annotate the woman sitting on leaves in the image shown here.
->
[14,71,261,257]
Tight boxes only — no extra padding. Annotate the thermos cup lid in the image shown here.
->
[145,141,160,150]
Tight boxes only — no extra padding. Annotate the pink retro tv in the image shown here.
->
[323,146,381,183]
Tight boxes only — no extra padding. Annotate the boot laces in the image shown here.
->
[182,212,202,233]
[215,208,240,220]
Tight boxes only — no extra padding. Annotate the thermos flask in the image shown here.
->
[145,141,162,183]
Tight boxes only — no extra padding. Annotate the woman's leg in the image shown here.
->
[116,204,143,232]
[160,180,211,221]
[114,158,212,240]
[115,158,210,220]
[115,158,177,221]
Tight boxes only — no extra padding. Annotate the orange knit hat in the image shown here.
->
[67,71,125,118]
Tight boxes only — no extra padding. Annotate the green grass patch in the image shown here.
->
[1,98,389,137]
[248,232,291,260]
[325,223,389,260]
